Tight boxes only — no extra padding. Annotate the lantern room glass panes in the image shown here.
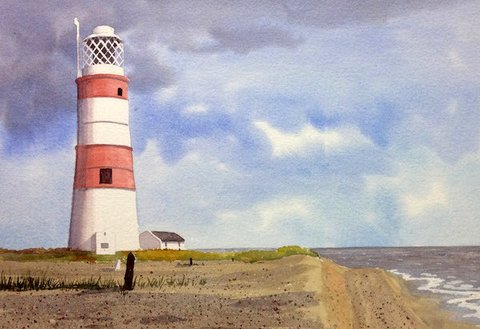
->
[83,36,124,68]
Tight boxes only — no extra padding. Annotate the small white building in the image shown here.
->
[139,231,186,250]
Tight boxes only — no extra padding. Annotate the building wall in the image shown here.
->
[139,231,161,249]
[94,231,116,255]
[138,231,186,250]
[77,97,132,146]
[70,58,139,254]
[69,188,140,251]
[77,78,131,147]
[73,145,135,190]
[163,241,185,250]
[78,97,129,126]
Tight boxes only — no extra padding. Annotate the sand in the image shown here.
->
[0,255,477,328]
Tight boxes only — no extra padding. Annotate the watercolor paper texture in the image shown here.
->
[1,1,479,251]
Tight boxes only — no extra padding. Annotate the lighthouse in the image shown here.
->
[68,23,140,254]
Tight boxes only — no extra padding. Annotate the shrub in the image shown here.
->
[0,246,316,263]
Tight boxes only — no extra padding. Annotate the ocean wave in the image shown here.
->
[389,269,480,322]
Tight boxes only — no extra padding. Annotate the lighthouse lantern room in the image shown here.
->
[68,22,140,254]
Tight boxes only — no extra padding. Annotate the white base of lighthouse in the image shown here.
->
[69,189,140,253]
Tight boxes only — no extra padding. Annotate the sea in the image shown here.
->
[313,246,480,326]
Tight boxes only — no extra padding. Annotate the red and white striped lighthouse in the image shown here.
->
[68,23,140,254]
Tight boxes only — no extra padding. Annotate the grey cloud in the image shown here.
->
[0,0,472,152]
[280,0,471,27]
[127,51,175,94]
[204,25,304,54]
[0,19,75,144]
[0,1,174,150]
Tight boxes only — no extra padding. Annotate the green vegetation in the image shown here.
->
[134,274,207,289]
[131,245,316,262]
[0,248,97,262]
[233,245,318,262]
[0,272,206,292]
[0,246,316,291]
[0,245,317,263]
[0,272,119,291]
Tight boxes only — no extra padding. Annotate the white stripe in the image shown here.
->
[78,121,132,146]
[82,64,124,76]
[78,98,129,125]
[83,121,128,126]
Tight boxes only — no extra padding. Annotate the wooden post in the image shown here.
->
[123,252,135,290]
[189,257,193,266]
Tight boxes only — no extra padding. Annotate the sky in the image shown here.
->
[1,0,479,249]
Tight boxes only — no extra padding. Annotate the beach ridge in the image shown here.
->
[0,255,476,328]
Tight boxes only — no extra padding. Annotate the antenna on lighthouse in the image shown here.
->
[74,18,81,78]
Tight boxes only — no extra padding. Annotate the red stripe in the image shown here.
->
[77,74,129,100]
[74,145,135,189]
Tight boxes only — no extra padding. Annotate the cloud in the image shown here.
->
[0,143,75,249]
[126,46,175,94]
[255,121,372,157]
[365,146,480,246]
[256,197,315,230]
[214,196,323,247]
[134,139,240,228]
[402,181,448,217]
[184,103,208,114]
[134,138,368,248]
[281,0,468,27]
[154,86,178,104]
[2,1,480,249]
[366,147,447,217]
[204,25,304,54]
[2,0,479,155]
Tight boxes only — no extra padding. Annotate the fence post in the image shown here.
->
[123,252,135,290]
[189,257,193,266]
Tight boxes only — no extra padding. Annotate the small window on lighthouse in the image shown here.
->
[99,168,112,184]
[117,88,123,96]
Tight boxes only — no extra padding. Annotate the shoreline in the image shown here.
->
[395,274,480,327]
[0,255,477,328]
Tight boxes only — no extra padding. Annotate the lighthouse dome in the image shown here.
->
[93,25,115,35]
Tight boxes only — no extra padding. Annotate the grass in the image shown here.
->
[0,272,206,291]
[134,274,207,289]
[0,245,317,263]
[0,272,119,291]
[122,245,317,263]
[233,246,318,263]
[0,248,97,263]
[0,245,316,291]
